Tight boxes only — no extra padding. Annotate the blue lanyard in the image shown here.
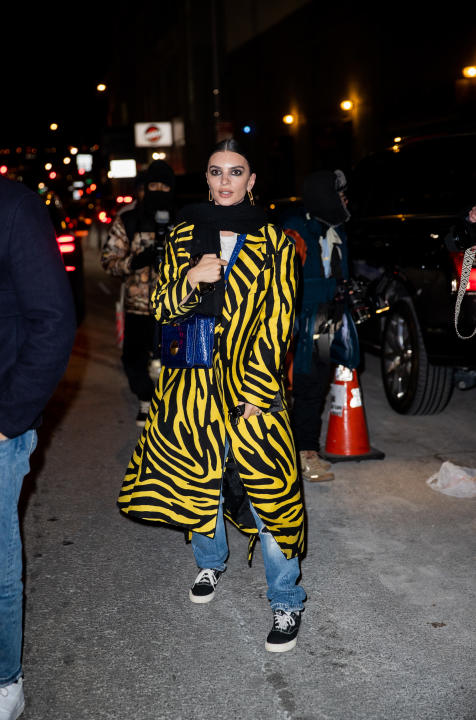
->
[224,233,246,285]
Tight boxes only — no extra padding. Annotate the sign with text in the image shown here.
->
[134,122,173,147]
[109,159,137,179]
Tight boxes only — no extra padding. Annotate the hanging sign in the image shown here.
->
[134,122,173,147]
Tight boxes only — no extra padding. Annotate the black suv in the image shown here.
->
[348,133,476,415]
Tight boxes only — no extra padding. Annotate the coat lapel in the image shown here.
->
[221,229,268,324]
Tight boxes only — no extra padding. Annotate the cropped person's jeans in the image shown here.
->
[0,430,37,686]
[191,439,306,613]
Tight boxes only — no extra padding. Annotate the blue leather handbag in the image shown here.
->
[161,314,215,369]
[161,233,246,369]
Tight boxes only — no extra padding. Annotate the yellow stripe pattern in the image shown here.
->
[118,222,305,559]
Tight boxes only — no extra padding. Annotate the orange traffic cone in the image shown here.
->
[320,365,385,463]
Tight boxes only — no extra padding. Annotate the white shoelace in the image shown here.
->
[274,611,295,631]
[195,568,219,587]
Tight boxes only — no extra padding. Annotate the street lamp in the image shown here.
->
[282,114,295,125]
[462,66,476,78]
[96,83,107,92]
[50,123,58,131]
[340,100,353,111]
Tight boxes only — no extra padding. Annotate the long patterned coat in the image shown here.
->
[118,221,305,559]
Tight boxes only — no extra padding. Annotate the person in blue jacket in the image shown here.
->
[284,169,350,482]
[0,177,76,719]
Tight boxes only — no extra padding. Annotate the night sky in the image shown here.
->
[1,4,122,147]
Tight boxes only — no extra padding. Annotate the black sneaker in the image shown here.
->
[189,568,223,604]
[265,609,301,652]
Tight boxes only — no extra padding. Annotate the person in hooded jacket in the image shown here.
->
[283,169,350,482]
[101,160,176,426]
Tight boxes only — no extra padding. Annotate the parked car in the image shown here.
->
[44,191,85,324]
[347,132,476,414]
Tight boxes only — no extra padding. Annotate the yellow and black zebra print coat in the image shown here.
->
[117,221,305,559]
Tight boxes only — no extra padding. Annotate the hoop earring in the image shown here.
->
[248,190,254,206]
[208,189,213,202]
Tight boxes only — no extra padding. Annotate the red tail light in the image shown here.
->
[450,252,476,291]
[57,234,75,244]
[57,235,76,270]
[57,234,76,255]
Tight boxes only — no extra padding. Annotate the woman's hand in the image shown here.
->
[238,402,262,419]
[187,253,228,289]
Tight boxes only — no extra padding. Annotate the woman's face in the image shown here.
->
[206,151,256,206]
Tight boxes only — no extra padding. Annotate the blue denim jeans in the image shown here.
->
[0,430,37,687]
[191,440,306,613]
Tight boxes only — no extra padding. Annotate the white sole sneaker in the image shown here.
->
[265,637,298,652]
[189,568,222,604]
[189,588,216,604]
[0,677,25,719]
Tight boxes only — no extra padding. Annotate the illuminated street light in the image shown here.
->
[70,147,78,155]
[50,123,58,131]
[45,163,52,171]
[96,83,107,92]
[152,152,167,160]
[462,66,476,78]
[340,100,353,111]
[282,114,295,125]
[63,157,71,165]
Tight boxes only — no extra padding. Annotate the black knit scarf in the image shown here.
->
[176,200,268,317]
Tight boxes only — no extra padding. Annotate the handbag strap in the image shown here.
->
[224,233,246,285]
[454,246,476,339]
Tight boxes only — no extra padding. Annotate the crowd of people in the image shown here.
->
[2,133,476,718]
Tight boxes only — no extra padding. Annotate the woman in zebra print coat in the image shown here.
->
[118,139,306,652]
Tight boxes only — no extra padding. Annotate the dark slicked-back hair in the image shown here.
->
[207,137,254,173]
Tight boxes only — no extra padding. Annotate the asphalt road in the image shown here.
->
[19,245,476,720]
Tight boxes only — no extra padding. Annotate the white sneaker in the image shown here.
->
[0,677,25,720]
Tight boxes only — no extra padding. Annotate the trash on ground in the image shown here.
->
[426,461,476,498]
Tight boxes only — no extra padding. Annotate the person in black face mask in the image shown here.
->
[101,159,176,427]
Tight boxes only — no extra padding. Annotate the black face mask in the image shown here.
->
[144,190,172,215]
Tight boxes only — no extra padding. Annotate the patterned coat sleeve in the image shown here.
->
[150,222,202,323]
[241,229,297,409]
[100,215,133,276]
